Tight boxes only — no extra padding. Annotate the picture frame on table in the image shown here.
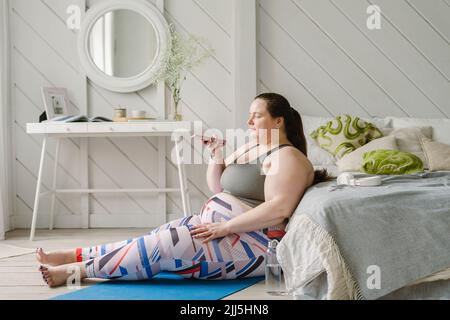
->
[41,87,70,120]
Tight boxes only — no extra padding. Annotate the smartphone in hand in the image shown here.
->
[191,134,226,146]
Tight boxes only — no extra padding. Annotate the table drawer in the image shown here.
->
[45,123,88,133]
[143,122,191,132]
[87,122,191,133]
[87,123,122,133]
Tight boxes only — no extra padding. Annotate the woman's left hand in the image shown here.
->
[190,222,231,243]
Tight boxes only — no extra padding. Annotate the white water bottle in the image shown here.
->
[265,239,286,295]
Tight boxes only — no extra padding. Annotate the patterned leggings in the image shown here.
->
[76,194,270,280]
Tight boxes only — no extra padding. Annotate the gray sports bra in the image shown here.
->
[220,144,293,208]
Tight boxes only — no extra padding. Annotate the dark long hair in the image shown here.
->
[255,93,331,185]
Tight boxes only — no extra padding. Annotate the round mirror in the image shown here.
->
[78,0,170,92]
[88,9,158,78]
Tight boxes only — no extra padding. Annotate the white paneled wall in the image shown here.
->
[257,0,450,119]
[6,0,450,230]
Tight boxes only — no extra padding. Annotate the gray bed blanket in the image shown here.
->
[291,171,450,300]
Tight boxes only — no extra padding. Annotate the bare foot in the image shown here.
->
[36,248,76,266]
[39,263,86,288]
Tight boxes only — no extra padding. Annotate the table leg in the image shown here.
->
[158,137,167,223]
[174,135,191,218]
[30,136,47,241]
[49,138,60,230]
[80,138,89,229]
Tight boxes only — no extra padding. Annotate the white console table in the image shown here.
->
[26,121,193,241]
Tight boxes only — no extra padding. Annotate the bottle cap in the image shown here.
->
[268,239,279,248]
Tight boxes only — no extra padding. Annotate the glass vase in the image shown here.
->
[170,100,182,121]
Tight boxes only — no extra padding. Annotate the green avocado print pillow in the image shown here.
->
[310,115,383,159]
[361,149,424,175]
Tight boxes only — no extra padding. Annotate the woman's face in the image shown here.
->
[247,99,283,144]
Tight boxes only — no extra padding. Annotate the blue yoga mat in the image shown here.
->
[51,272,265,300]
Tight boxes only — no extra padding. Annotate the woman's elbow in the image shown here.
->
[279,208,294,220]
[271,198,298,220]
[207,181,223,194]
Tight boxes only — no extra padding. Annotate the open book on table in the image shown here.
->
[46,114,113,122]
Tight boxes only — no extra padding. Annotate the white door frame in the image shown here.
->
[0,0,12,239]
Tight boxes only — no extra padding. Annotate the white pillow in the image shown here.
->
[365,116,392,129]
[302,114,391,134]
[336,136,398,173]
[420,137,450,171]
[301,115,334,137]
[382,127,433,169]
[387,117,450,145]
[305,135,336,166]
[302,115,335,166]
[301,115,391,166]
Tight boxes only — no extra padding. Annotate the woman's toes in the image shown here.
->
[36,249,73,266]
[39,265,74,288]
[36,250,47,264]
[38,265,57,286]
[41,273,49,284]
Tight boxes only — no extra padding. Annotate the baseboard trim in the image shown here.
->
[12,212,186,229]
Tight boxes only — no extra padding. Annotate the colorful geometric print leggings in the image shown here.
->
[76,194,270,280]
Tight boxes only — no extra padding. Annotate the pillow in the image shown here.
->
[310,115,383,159]
[302,115,334,135]
[363,116,392,129]
[336,136,398,172]
[420,137,450,171]
[305,136,336,166]
[386,117,450,145]
[302,115,336,166]
[361,149,424,175]
[302,114,391,166]
[301,114,391,166]
[302,114,391,132]
[382,127,432,168]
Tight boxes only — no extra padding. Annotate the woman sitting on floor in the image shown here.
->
[36,92,327,287]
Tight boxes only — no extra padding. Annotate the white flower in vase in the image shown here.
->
[154,24,214,121]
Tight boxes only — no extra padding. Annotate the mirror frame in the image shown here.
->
[77,0,170,93]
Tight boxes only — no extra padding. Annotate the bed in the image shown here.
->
[278,115,450,300]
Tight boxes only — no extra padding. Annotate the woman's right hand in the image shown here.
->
[205,134,227,192]
[204,134,225,161]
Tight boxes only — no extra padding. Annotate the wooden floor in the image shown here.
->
[0,229,293,300]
